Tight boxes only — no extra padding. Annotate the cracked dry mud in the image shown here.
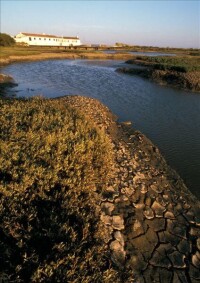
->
[63,96,200,283]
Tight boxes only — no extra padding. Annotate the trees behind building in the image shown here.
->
[0,33,15,46]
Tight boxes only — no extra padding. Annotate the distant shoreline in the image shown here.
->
[0,51,134,66]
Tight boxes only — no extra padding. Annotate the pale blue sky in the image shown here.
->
[1,0,199,48]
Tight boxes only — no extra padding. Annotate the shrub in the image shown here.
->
[0,97,119,282]
[0,33,15,46]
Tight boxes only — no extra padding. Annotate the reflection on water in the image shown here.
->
[1,59,200,199]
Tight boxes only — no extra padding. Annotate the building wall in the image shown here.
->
[15,33,81,46]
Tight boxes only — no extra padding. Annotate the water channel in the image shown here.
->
[1,59,200,199]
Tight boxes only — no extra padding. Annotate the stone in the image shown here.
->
[156,195,168,207]
[131,220,145,238]
[145,197,152,206]
[110,240,122,251]
[197,238,200,250]
[189,227,200,237]
[110,240,126,268]
[101,202,115,215]
[192,253,200,269]
[121,186,134,196]
[163,231,180,246]
[174,271,188,283]
[101,224,113,244]
[177,239,191,255]
[172,225,187,240]
[150,250,171,268]
[143,207,154,219]
[140,184,148,194]
[100,214,112,225]
[112,215,124,230]
[150,184,163,193]
[184,210,196,224]
[151,200,166,217]
[189,264,200,280]
[164,211,175,219]
[168,251,186,268]
[134,203,145,210]
[114,231,125,246]
[145,218,166,232]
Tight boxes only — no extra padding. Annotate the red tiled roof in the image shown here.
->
[20,32,79,40]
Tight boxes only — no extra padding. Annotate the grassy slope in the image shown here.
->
[0,97,120,282]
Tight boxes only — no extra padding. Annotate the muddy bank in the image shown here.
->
[117,67,200,92]
[60,96,200,282]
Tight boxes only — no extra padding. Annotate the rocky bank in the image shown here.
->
[61,96,200,282]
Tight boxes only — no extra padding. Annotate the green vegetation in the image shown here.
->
[128,56,200,72]
[0,46,100,59]
[0,46,41,58]
[0,97,119,282]
[0,33,15,47]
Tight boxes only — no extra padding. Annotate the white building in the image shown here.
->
[14,32,81,47]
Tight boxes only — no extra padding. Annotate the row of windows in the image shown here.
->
[29,37,77,43]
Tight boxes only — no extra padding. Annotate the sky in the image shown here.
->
[0,0,199,48]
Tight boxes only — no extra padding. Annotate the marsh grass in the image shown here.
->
[134,56,200,72]
[0,97,120,282]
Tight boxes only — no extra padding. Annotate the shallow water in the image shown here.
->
[1,59,200,199]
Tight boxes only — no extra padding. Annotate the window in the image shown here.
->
[39,38,41,40]
[44,38,46,40]
[29,37,32,41]
[34,38,36,40]
[49,39,51,41]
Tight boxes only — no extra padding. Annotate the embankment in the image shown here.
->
[117,67,200,92]
[0,51,133,66]
[0,96,199,282]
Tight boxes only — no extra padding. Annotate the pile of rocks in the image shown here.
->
[63,95,200,282]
